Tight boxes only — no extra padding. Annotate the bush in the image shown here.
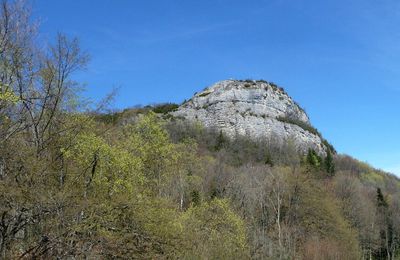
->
[152,103,179,114]
[256,79,269,84]
[198,92,210,97]
[322,139,336,154]
[276,116,336,154]
[276,116,321,137]
[93,111,123,125]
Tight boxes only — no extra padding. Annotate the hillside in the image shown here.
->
[1,1,400,259]
[89,81,400,259]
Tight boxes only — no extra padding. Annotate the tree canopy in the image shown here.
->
[1,1,400,259]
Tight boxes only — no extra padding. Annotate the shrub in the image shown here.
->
[307,148,322,167]
[276,116,321,137]
[256,79,268,84]
[93,112,123,125]
[198,92,210,97]
[277,116,336,154]
[322,139,336,154]
[294,101,306,114]
[152,103,179,114]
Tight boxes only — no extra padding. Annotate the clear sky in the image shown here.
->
[33,0,400,176]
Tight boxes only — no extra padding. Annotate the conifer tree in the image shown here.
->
[376,188,388,208]
[375,188,392,259]
[324,150,335,176]
[306,149,322,168]
[215,130,226,151]
[265,153,274,166]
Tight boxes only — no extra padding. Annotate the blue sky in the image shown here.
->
[33,0,400,176]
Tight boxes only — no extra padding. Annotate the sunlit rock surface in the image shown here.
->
[172,80,326,154]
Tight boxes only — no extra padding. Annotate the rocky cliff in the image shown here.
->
[172,80,328,154]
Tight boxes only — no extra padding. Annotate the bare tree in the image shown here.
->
[0,1,89,257]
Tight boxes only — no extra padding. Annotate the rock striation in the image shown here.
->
[172,80,327,154]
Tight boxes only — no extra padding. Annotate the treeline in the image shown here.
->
[163,118,400,259]
[1,1,400,259]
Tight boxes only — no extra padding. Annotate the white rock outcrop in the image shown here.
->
[172,80,327,154]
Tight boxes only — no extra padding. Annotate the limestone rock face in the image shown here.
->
[172,80,326,154]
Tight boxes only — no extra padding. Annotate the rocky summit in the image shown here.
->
[172,79,327,154]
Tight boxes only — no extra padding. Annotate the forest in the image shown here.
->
[1,1,400,259]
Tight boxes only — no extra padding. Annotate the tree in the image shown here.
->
[389,195,400,258]
[375,188,392,259]
[306,149,322,168]
[124,112,173,195]
[376,188,388,208]
[324,150,335,176]
[179,199,249,259]
[0,1,90,257]
[2,0,400,259]
[214,130,227,151]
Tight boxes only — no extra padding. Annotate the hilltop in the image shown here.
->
[172,79,332,154]
[2,0,399,257]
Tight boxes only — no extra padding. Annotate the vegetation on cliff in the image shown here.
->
[1,1,399,259]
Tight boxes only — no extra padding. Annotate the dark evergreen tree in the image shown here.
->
[376,188,388,208]
[264,153,274,166]
[324,150,335,176]
[190,190,201,206]
[306,149,322,168]
[375,188,391,259]
[214,130,226,151]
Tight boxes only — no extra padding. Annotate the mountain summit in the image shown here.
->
[172,80,329,154]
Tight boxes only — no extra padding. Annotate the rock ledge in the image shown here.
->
[172,80,327,154]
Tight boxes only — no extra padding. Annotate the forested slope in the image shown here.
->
[1,1,400,259]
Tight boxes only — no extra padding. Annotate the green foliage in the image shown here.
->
[0,85,19,104]
[264,153,274,166]
[2,1,400,258]
[306,149,322,168]
[190,190,201,206]
[376,188,388,208]
[64,131,144,195]
[256,79,268,84]
[277,116,336,154]
[179,199,249,259]
[324,150,335,176]
[214,130,227,151]
[92,111,124,125]
[277,116,321,137]
[243,79,255,83]
[299,177,361,259]
[198,91,211,97]
[152,103,179,114]
[362,171,385,186]
[123,112,174,192]
[322,139,336,154]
